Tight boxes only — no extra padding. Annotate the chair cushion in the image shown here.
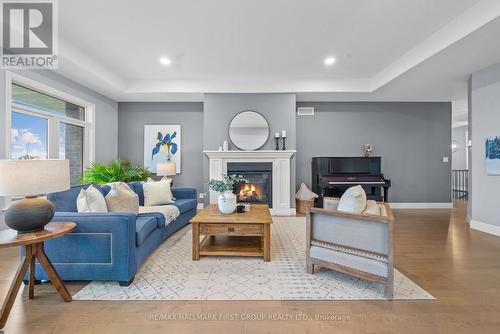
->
[135,215,159,246]
[337,185,367,213]
[174,198,197,214]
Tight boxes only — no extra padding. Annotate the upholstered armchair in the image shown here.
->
[306,197,394,299]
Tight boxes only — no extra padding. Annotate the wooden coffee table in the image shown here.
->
[191,204,272,261]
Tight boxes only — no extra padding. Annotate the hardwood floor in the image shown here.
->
[1,201,500,333]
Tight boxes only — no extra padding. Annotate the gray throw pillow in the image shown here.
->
[104,182,139,213]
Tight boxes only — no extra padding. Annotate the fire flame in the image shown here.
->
[239,184,257,198]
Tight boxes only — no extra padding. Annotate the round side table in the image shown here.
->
[0,221,76,329]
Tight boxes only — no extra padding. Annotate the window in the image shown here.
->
[12,84,85,121]
[7,74,94,186]
[11,112,48,160]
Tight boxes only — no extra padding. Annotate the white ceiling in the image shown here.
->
[55,0,500,102]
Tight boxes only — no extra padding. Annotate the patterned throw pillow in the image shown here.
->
[104,182,139,213]
[77,185,108,213]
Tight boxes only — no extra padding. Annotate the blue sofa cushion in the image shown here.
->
[128,182,145,205]
[135,215,159,246]
[48,184,106,212]
[174,198,197,214]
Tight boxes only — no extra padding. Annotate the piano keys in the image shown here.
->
[312,157,391,207]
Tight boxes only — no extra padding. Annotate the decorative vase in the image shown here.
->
[218,190,237,214]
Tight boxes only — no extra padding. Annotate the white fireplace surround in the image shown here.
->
[204,150,296,215]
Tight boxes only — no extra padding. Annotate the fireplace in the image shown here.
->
[227,162,272,207]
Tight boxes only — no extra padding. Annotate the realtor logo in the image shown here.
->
[1,0,58,68]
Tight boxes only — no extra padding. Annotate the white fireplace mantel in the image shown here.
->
[204,150,296,215]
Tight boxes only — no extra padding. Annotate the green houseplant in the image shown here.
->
[208,174,248,214]
[79,159,151,185]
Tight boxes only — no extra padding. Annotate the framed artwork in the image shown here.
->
[144,125,181,173]
[485,136,500,175]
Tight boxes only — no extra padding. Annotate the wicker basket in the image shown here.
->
[296,199,315,215]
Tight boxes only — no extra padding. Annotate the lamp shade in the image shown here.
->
[156,162,176,176]
[0,159,70,196]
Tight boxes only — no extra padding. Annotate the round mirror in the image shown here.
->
[229,111,269,151]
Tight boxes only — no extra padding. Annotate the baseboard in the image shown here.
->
[389,202,453,209]
[470,220,500,237]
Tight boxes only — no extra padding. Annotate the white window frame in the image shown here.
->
[2,71,96,208]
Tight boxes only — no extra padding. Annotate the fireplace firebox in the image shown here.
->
[227,162,272,207]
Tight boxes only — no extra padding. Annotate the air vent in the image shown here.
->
[297,107,314,116]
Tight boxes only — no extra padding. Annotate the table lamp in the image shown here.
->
[0,159,70,233]
[156,162,176,185]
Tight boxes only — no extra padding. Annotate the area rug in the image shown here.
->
[73,217,434,301]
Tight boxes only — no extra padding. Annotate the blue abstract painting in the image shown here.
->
[485,137,500,175]
[144,125,181,173]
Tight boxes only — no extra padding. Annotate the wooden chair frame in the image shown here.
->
[306,202,394,299]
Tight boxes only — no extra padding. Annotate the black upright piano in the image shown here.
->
[312,157,391,207]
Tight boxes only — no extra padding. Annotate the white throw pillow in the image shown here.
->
[77,185,108,213]
[363,200,381,216]
[295,182,318,201]
[143,180,175,206]
[337,185,367,214]
[104,182,139,213]
[144,177,175,199]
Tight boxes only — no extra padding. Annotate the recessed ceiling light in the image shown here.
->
[159,57,171,66]
[324,57,336,66]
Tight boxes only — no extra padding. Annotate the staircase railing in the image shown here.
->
[452,169,468,200]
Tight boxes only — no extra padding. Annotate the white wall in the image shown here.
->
[469,62,500,230]
[452,125,468,170]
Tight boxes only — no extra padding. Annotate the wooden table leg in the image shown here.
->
[28,245,35,299]
[0,245,32,329]
[192,223,200,260]
[34,243,72,302]
[263,224,271,262]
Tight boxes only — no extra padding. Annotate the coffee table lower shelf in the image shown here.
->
[199,235,264,257]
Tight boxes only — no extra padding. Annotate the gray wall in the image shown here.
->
[0,69,119,229]
[452,125,468,170]
[203,93,296,206]
[296,102,452,203]
[469,62,500,227]
[118,102,204,198]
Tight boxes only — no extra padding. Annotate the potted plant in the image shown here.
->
[208,174,248,214]
[79,159,151,185]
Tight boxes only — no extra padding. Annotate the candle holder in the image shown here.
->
[275,137,280,150]
[281,137,287,150]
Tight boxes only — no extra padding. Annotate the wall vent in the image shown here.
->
[297,107,314,116]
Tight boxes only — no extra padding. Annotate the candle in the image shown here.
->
[281,130,287,138]
[275,132,280,138]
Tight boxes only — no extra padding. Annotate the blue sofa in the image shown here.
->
[26,182,197,286]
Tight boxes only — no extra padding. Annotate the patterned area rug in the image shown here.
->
[73,217,434,301]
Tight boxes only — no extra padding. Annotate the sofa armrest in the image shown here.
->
[48,212,137,280]
[172,187,197,200]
